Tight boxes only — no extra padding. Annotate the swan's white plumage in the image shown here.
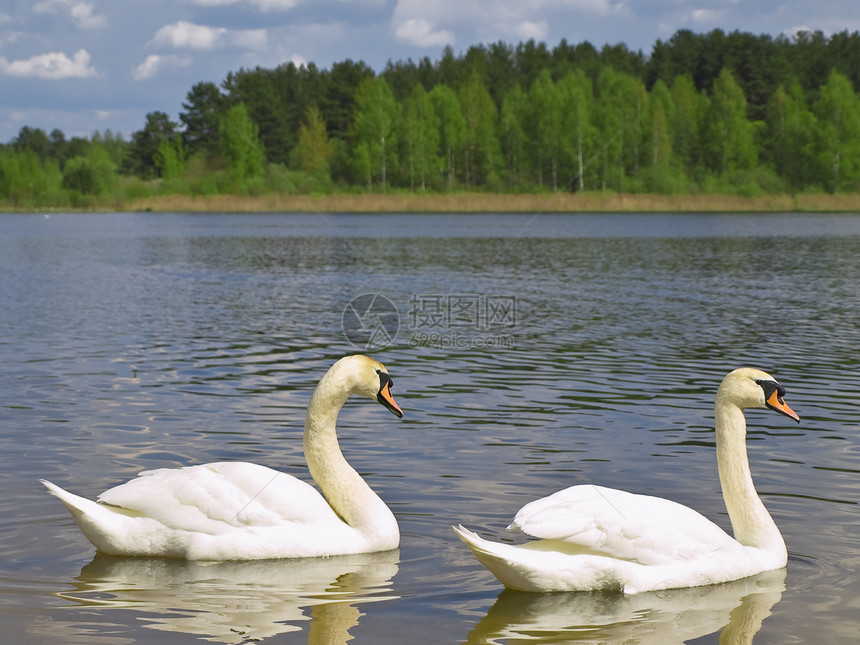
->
[455,368,799,594]
[42,355,404,560]
[96,462,328,531]
[508,484,744,566]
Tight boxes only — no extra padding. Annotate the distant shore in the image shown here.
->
[125,192,860,213]
[5,191,860,214]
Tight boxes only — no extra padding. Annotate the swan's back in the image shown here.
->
[98,462,331,533]
[510,485,742,566]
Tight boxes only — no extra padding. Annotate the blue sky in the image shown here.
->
[1,0,857,143]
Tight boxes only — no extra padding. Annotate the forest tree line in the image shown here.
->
[3,28,860,207]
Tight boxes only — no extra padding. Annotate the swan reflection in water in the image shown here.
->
[464,567,785,645]
[55,549,399,644]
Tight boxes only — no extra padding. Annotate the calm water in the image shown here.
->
[1,211,858,644]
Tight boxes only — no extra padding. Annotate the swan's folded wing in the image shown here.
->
[510,484,739,566]
[98,462,334,534]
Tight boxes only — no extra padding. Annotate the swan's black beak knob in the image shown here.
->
[758,380,799,422]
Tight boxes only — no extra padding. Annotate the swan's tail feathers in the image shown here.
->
[40,479,130,554]
[453,525,541,592]
[453,524,624,593]
[40,479,104,519]
[453,524,501,557]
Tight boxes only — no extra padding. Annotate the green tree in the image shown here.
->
[48,129,67,163]
[642,79,689,193]
[813,70,860,192]
[429,85,467,189]
[11,126,51,161]
[293,105,334,179]
[219,102,265,185]
[323,59,375,141]
[350,141,373,191]
[222,67,293,165]
[529,70,563,189]
[352,77,399,191]
[670,74,702,176]
[765,80,817,191]
[648,79,675,166]
[0,148,63,205]
[629,77,648,179]
[514,39,553,89]
[180,81,225,156]
[154,137,186,184]
[458,70,500,188]
[62,145,117,195]
[595,68,628,190]
[700,68,756,175]
[499,84,528,187]
[126,111,179,179]
[98,129,128,169]
[558,70,594,191]
[401,84,440,191]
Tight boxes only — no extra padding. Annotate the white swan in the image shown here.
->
[41,354,404,560]
[454,368,799,594]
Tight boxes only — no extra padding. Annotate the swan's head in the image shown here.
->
[336,355,403,418]
[719,368,799,422]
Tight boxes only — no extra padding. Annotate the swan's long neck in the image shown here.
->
[303,370,397,542]
[714,394,785,556]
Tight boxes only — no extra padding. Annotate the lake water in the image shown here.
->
[1,211,858,644]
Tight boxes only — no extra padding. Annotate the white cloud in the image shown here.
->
[154,21,228,50]
[395,17,454,47]
[690,9,723,24]
[231,28,269,50]
[68,1,106,28]
[0,30,22,48]
[391,0,626,49]
[560,0,624,18]
[0,49,98,80]
[514,20,548,41]
[153,21,270,52]
[153,21,269,51]
[190,0,302,10]
[250,0,302,10]
[32,0,107,29]
[133,54,190,80]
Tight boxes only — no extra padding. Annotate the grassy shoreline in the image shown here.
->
[128,192,860,213]
[5,191,860,214]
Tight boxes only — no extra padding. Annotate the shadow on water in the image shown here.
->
[463,568,786,645]
[51,551,400,644]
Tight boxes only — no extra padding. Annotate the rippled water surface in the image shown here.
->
[1,212,858,644]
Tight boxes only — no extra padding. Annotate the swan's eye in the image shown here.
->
[376,369,393,391]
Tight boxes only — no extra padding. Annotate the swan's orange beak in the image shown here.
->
[765,389,799,422]
[377,377,403,418]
